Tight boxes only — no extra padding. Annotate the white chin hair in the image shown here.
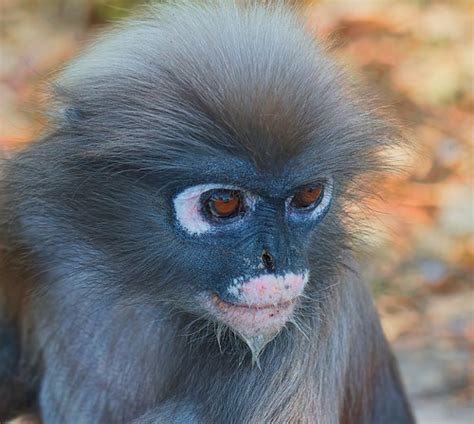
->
[239,329,281,367]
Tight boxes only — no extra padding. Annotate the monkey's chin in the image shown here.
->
[237,331,280,366]
[208,294,296,365]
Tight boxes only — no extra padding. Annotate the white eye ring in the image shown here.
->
[286,176,334,221]
[174,184,250,235]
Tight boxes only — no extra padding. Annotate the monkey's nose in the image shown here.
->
[261,249,275,271]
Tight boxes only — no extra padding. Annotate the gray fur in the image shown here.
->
[0,1,413,423]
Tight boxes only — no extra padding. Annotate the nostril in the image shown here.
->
[261,249,275,271]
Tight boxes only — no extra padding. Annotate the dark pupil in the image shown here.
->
[206,190,242,218]
[291,185,323,209]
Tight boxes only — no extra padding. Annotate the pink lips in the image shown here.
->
[211,293,295,312]
[210,293,297,337]
[208,272,309,338]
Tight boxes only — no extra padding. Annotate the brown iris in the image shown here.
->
[291,185,324,209]
[204,189,243,219]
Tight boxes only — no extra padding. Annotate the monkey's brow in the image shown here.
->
[171,173,329,201]
[174,165,326,195]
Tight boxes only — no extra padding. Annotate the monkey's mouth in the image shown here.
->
[211,293,295,311]
[208,293,297,338]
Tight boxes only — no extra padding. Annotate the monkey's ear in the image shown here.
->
[49,84,86,126]
[62,106,84,124]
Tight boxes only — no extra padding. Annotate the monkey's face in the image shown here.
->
[169,158,334,349]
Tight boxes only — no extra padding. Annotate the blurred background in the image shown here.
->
[1,0,472,422]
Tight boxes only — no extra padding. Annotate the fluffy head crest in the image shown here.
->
[55,0,401,180]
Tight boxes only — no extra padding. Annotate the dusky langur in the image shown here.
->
[0,1,414,423]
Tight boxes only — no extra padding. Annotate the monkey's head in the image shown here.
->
[11,2,399,358]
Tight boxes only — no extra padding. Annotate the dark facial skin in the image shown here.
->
[0,2,414,423]
[168,156,334,355]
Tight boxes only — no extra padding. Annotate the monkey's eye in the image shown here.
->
[290,185,324,210]
[202,189,244,219]
[174,184,252,235]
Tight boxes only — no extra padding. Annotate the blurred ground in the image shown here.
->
[1,0,473,422]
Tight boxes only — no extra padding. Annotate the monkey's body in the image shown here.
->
[0,2,414,423]
[1,259,412,423]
